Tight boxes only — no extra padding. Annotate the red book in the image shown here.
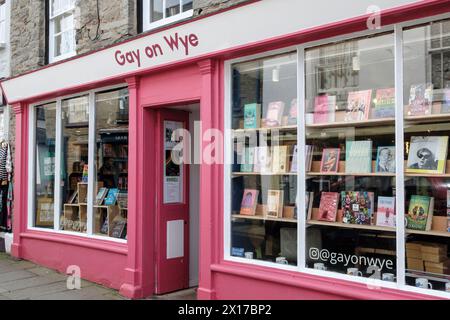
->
[345,90,373,122]
[318,192,339,222]
[320,148,340,173]
[314,95,336,124]
[240,189,259,216]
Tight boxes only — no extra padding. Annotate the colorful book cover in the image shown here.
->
[287,99,298,125]
[240,147,255,173]
[406,195,434,231]
[314,95,336,124]
[376,196,396,227]
[95,187,109,205]
[318,192,339,222]
[408,83,433,116]
[244,103,261,129]
[406,136,449,174]
[442,88,450,114]
[240,189,259,216]
[264,101,285,127]
[376,146,396,173]
[306,145,314,172]
[341,191,374,225]
[374,88,395,118]
[272,146,289,173]
[104,188,119,206]
[254,146,272,174]
[345,90,373,122]
[117,192,128,209]
[320,148,340,173]
[267,190,284,218]
[82,165,89,183]
[345,140,373,173]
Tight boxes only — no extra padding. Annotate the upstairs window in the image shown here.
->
[0,1,7,46]
[142,0,193,32]
[49,0,76,63]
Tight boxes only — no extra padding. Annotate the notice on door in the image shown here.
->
[164,121,183,204]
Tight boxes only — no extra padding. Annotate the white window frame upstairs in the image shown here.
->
[0,1,7,47]
[27,84,128,244]
[49,0,76,63]
[142,0,193,32]
[224,12,450,300]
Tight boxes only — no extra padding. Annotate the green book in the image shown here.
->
[407,195,434,231]
[240,147,255,173]
[345,141,373,174]
[244,104,261,129]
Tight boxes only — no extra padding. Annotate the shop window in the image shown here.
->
[304,33,397,281]
[229,53,298,266]
[60,95,89,234]
[403,19,450,293]
[49,0,76,63]
[34,103,57,229]
[142,0,193,32]
[31,88,129,241]
[93,89,129,240]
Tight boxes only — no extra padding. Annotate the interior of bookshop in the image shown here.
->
[34,88,129,240]
[230,18,450,294]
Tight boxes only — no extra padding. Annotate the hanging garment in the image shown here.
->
[0,143,7,182]
[0,185,8,231]
[6,181,12,232]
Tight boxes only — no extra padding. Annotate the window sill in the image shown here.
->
[49,51,77,64]
[143,10,194,33]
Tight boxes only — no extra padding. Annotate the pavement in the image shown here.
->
[0,253,197,300]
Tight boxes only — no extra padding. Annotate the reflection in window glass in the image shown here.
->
[60,96,89,234]
[94,89,129,239]
[403,19,450,293]
[35,103,57,229]
[166,0,180,18]
[182,0,193,12]
[230,53,298,266]
[305,33,397,281]
[150,0,163,23]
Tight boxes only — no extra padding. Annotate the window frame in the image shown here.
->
[27,84,128,244]
[0,1,7,46]
[142,0,193,32]
[224,12,450,299]
[48,0,76,63]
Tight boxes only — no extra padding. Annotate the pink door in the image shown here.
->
[155,109,190,295]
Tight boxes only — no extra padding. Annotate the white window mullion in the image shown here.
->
[394,24,406,288]
[297,46,307,272]
[163,0,167,19]
[27,106,36,229]
[54,99,62,231]
[87,92,96,236]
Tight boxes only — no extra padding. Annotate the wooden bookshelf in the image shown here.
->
[232,214,297,224]
[404,173,450,178]
[406,229,450,238]
[233,125,297,134]
[232,172,297,176]
[405,113,450,123]
[307,220,396,232]
[406,270,450,283]
[307,172,395,177]
[306,118,395,129]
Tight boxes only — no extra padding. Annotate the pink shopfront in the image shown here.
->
[1,0,450,300]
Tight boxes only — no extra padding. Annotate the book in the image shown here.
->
[290,145,298,173]
[447,209,450,233]
[406,195,434,231]
[374,88,395,118]
[104,188,119,206]
[314,95,336,124]
[254,146,272,174]
[240,189,259,216]
[376,146,395,173]
[318,192,339,222]
[442,88,450,114]
[320,148,340,173]
[341,191,374,225]
[68,190,78,204]
[82,165,89,183]
[117,192,128,209]
[287,99,298,125]
[376,196,396,227]
[305,192,314,221]
[406,136,449,174]
[345,140,373,173]
[345,90,373,122]
[240,147,255,173]
[95,188,109,205]
[267,190,284,218]
[407,83,433,116]
[306,145,314,172]
[272,146,289,173]
[264,101,285,127]
[111,220,127,239]
[244,103,261,129]
[100,219,109,234]
[103,144,115,157]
